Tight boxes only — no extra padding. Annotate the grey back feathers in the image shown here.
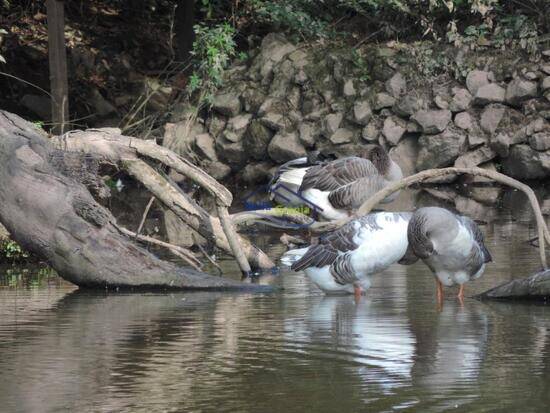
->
[327,175,387,210]
[299,157,379,192]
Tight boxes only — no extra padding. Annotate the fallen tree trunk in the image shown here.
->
[53,128,274,270]
[0,110,270,291]
[477,270,550,300]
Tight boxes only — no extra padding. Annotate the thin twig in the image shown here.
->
[0,71,53,98]
[117,224,202,270]
[196,240,223,276]
[135,196,155,238]
[354,29,383,48]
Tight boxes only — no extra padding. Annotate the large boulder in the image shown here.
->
[361,120,381,142]
[473,83,505,106]
[505,77,538,106]
[352,101,373,125]
[330,128,354,144]
[411,109,452,134]
[324,112,344,135]
[449,87,472,112]
[223,114,252,142]
[389,136,419,176]
[241,87,267,113]
[298,122,319,147]
[480,104,506,135]
[203,160,232,181]
[372,92,396,111]
[529,132,550,151]
[466,70,493,95]
[382,116,407,145]
[212,91,241,116]
[501,144,550,180]
[270,59,296,97]
[268,131,306,162]
[385,72,406,98]
[454,112,473,130]
[251,33,297,82]
[393,93,425,117]
[243,119,274,160]
[416,127,467,170]
[194,133,218,161]
[454,145,497,168]
[215,138,248,168]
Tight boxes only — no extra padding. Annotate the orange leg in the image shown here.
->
[436,278,444,304]
[354,284,363,302]
[457,284,465,304]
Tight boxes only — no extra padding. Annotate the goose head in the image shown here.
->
[365,146,404,183]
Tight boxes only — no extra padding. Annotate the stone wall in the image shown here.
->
[163,33,550,184]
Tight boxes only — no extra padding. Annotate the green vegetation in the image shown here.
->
[185,0,546,101]
[1,266,58,288]
[187,22,236,106]
[0,239,29,261]
[0,1,547,136]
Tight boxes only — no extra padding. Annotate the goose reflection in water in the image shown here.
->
[411,301,489,410]
[284,296,416,391]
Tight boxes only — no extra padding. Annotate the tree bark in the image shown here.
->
[46,0,69,135]
[53,128,275,270]
[0,110,270,291]
[477,269,550,300]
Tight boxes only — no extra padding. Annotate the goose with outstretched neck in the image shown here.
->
[269,146,403,221]
[407,207,493,304]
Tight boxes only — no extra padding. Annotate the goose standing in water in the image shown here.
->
[407,207,492,303]
[281,212,411,298]
[269,146,403,221]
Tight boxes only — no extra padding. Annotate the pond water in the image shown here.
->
[0,186,550,412]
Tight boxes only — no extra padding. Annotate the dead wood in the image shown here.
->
[0,111,271,291]
[53,128,274,270]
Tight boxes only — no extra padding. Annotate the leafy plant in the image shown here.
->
[187,22,236,106]
[351,50,371,82]
[249,1,332,40]
[33,120,44,130]
[0,239,29,261]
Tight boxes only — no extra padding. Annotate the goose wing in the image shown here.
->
[327,175,387,210]
[299,157,379,192]
[291,220,359,272]
[459,216,492,263]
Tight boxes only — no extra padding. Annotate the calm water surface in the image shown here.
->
[1,187,550,412]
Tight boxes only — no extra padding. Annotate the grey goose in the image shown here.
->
[281,212,411,298]
[407,207,493,303]
[269,146,403,221]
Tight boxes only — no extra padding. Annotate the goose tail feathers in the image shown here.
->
[280,247,309,267]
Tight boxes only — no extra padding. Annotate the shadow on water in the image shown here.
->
[0,185,549,412]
